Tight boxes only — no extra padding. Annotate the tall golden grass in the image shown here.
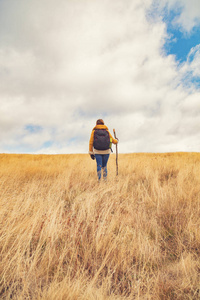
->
[0,152,200,299]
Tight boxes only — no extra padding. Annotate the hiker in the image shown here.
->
[89,119,118,180]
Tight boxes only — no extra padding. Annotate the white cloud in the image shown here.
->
[0,0,200,153]
[153,0,200,32]
[187,45,200,77]
[171,0,200,32]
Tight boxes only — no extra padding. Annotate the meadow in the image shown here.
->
[0,152,200,299]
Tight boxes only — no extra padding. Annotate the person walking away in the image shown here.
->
[89,119,118,181]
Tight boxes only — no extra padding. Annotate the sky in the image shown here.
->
[0,0,200,154]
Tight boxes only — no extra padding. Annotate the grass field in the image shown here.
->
[0,152,200,299]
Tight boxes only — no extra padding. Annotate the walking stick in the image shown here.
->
[113,129,118,176]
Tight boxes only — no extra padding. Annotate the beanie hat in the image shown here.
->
[96,119,104,125]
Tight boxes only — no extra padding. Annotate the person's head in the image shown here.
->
[96,119,104,125]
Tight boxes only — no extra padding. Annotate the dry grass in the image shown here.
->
[0,152,200,299]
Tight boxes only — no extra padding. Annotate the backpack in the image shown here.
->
[93,129,110,150]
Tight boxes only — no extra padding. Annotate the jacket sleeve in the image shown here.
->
[109,132,118,145]
[89,130,94,154]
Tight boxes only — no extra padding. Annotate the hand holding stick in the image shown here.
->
[113,129,118,176]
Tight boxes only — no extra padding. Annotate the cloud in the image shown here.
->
[186,45,200,77]
[152,0,200,32]
[0,0,200,153]
[170,0,200,32]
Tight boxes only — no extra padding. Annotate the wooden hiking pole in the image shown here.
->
[113,129,118,176]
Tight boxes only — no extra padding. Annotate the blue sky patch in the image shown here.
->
[25,124,43,133]
[4,144,34,154]
[163,8,200,63]
[43,141,53,148]
[68,137,79,144]
[191,78,200,89]
[165,26,200,63]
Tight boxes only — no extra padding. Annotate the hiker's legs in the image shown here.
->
[95,154,103,180]
[102,154,110,179]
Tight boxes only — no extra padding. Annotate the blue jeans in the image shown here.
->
[95,154,110,180]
